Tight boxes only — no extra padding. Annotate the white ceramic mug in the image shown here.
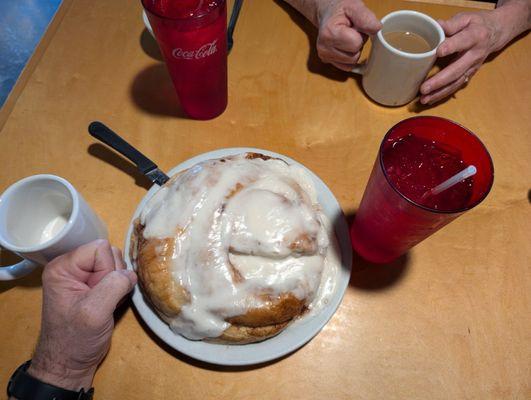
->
[353,10,445,106]
[0,175,108,280]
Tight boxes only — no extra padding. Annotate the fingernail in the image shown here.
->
[420,97,429,105]
[94,238,110,248]
[421,85,431,94]
[118,269,137,284]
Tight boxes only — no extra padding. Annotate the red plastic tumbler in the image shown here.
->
[142,0,228,119]
[350,116,494,264]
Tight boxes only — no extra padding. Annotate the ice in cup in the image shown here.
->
[350,116,494,264]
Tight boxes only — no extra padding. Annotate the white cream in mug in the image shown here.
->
[39,215,68,244]
[140,155,340,340]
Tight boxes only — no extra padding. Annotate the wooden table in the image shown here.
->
[1,1,529,399]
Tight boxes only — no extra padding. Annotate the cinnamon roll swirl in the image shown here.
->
[130,153,338,344]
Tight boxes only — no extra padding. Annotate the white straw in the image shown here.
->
[427,165,477,197]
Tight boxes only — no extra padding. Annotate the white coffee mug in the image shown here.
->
[0,175,108,280]
[353,10,445,106]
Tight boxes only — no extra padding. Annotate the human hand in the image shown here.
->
[420,11,503,104]
[27,240,137,391]
[316,0,381,71]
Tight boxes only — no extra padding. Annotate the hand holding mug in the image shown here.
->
[28,240,137,391]
[420,11,501,104]
[421,1,531,104]
[352,10,445,106]
[0,175,107,280]
[316,0,382,71]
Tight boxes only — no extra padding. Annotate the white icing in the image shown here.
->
[306,216,340,314]
[139,154,340,340]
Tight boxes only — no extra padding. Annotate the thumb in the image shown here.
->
[86,269,137,318]
[344,3,382,35]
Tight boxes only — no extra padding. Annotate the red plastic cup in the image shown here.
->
[350,116,494,264]
[142,0,228,120]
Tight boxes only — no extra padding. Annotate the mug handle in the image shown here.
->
[352,62,367,75]
[0,259,39,281]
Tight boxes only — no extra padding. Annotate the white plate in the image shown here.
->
[124,148,352,366]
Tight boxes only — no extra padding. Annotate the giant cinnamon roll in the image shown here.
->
[130,153,338,344]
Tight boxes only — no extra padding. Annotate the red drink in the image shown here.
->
[351,117,494,264]
[383,133,474,211]
[142,0,228,120]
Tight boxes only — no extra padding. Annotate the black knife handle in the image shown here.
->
[227,0,243,52]
[88,121,157,175]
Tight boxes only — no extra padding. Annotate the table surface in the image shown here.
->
[1,0,529,399]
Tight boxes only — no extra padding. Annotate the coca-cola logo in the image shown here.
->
[172,39,218,60]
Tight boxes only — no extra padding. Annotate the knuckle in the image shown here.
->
[42,264,54,281]
[42,257,65,282]
[350,38,363,52]
[469,50,484,63]
[475,28,489,42]
[316,47,330,62]
[469,14,482,23]
[453,12,468,23]
[319,25,334,41]
[112,270,132,290]
[78,303,100,329]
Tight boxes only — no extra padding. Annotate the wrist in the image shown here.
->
[316,0,334,27]
[28,357,95,391]
[285,0,324,27]
[493,1,531,49]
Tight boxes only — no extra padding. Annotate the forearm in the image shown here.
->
[282,0,325,26]
[495,0,531,48]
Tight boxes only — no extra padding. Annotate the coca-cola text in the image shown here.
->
[172,39,218,60]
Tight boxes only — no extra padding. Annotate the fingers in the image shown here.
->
[85,240,118,287]
[46,240,128,289]
[85,269,137,320]
[317,1,380,70]
[320,47,362,68]
[334,25,365,53]
[420,64,478,104]
[331,57,361,71]
[320,46,359,65]
[86,245,127,287]
[111,247,126,270]
[420,51,476,95]
[317,25,365,66]
[437,29,478,58]
[438,13,471,37]
[63,239,114,272]
[420,74,468,105]
[45,239,115,285]
[344,2,382,34]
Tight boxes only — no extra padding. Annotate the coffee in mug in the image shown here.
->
[352,10,445,106]
[383,31,432,54]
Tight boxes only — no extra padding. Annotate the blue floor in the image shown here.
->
[0,0,62,106]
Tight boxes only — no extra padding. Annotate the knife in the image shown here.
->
[88,121,169,186]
